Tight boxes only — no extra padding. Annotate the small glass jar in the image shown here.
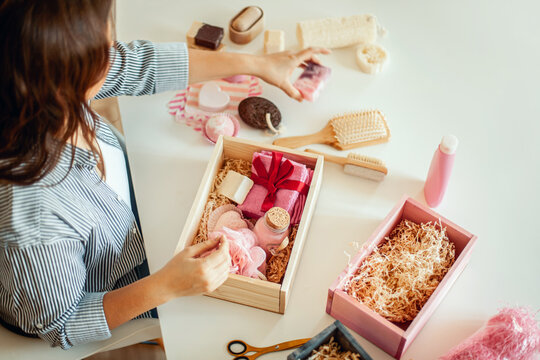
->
[253,207,290,255]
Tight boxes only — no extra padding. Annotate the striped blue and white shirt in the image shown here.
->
[0,40,188,349]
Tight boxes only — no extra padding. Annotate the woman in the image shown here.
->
[0,0,328,349]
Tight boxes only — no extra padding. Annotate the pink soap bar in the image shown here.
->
[238,152,309,219]
[293,61,331,102]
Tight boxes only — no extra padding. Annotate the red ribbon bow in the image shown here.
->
[251,152,309,212]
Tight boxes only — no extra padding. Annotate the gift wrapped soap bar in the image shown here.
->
[238,151,309,219]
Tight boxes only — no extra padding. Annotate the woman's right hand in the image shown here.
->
[155,236,231,300]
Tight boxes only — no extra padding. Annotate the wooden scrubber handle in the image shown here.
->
[304,149,347,166]
[272,129,328,148]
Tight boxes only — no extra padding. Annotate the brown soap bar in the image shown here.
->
[195,24,224,50]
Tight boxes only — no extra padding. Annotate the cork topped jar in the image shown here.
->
[254,207,290,255]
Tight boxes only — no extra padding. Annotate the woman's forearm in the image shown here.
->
[102,237,230,330]
[103,273,169,330]
[188,49,262,84]
[187,47,330,101]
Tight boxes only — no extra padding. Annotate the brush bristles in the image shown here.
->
[347,152,386,167]
[330,109,389,146]
[343,164,386,181]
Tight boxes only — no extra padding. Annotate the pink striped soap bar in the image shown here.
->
[293,61,331,102]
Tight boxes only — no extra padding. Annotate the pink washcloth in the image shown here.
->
[208,227,266,279]
[290,167,313,225]
[238,152,309,219]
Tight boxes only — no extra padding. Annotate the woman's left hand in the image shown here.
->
[256,47,331,102]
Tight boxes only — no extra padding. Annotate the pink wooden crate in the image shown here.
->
[326,195,477,359]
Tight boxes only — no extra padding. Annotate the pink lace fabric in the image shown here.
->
[208,227,266,279]
[440,307,540,360]
[168,76,262,132]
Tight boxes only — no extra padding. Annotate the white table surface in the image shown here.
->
[116,1,540,359]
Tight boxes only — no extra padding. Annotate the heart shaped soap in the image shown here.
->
[207,204,252,234]
[214,210,248,231]
[198,82,230,112]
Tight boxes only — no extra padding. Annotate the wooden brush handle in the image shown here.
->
[273,130,328,148]
[304,149,347,165]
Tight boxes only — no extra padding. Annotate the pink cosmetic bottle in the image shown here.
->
[253,207,290,255]
[424,135,459,207]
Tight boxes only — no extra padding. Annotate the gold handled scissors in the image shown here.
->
[227,338,311,360]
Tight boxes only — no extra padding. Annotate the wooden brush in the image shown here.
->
[273,110,390,150]
[305,149,387,181]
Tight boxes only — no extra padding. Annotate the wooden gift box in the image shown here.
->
[326,195,477,359]
[175,136,323,313]
[288,320,373,360]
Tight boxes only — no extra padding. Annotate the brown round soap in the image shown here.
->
[238,97,281,130]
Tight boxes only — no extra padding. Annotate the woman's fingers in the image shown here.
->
[203,236,230,268]
[205,267,229,293]
[203,251,231,293]
[307,54,322,65]
[296,47,331,63]
[281,81,303,102]
[286,47,329,101]
[183,237,220,258]
[215,257,231,278]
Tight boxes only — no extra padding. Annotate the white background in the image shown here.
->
[116,1,540,359]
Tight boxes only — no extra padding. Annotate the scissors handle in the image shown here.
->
[260,338,311,353]
[227,338,311,360]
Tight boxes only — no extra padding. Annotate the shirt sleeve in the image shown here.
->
[1,240,111,349]
[94,40,189,99]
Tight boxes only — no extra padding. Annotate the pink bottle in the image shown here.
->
[424,135,459,207]
[253,207,290,255]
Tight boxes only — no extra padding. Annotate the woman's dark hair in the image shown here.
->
[0,0,113,185]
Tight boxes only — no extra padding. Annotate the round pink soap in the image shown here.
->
[203,114,239,143]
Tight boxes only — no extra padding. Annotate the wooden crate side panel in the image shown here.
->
[222,136,319,168]
[279,288,287,314]
[222,136,261,162]
[402,197,475,255]
[175,138,224,254]
[207,274,281,313]
[331,290,404,358]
